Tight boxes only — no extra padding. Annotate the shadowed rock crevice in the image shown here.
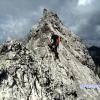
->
[0,69,8,84]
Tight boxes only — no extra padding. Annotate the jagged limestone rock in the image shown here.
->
[0,9,100,100]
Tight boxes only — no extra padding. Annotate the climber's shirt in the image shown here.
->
[51,34,60,46]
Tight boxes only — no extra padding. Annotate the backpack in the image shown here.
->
[56,36,61,45]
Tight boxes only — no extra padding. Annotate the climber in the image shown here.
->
[48,31,61,60]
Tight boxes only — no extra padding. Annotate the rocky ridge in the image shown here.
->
[0,9,100,100]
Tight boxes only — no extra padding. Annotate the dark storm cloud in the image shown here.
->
[65,0,100,46]
[0,0,74,42]
[0,0,100,46]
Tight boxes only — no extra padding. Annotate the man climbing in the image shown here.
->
[48,31,61,60]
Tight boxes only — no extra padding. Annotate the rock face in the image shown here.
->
[0,9,100,100]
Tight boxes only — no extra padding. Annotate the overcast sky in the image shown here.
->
[0,0,100,46]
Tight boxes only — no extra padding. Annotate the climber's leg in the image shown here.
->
[54,45,59,60]
[48,43,59,60]
[48,44,53,51]
[48,43,55,52]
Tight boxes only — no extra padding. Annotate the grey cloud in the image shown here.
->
[66,0,100,46]
[0,0,100,46]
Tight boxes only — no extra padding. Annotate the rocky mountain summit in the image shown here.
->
[0,9,100,100]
